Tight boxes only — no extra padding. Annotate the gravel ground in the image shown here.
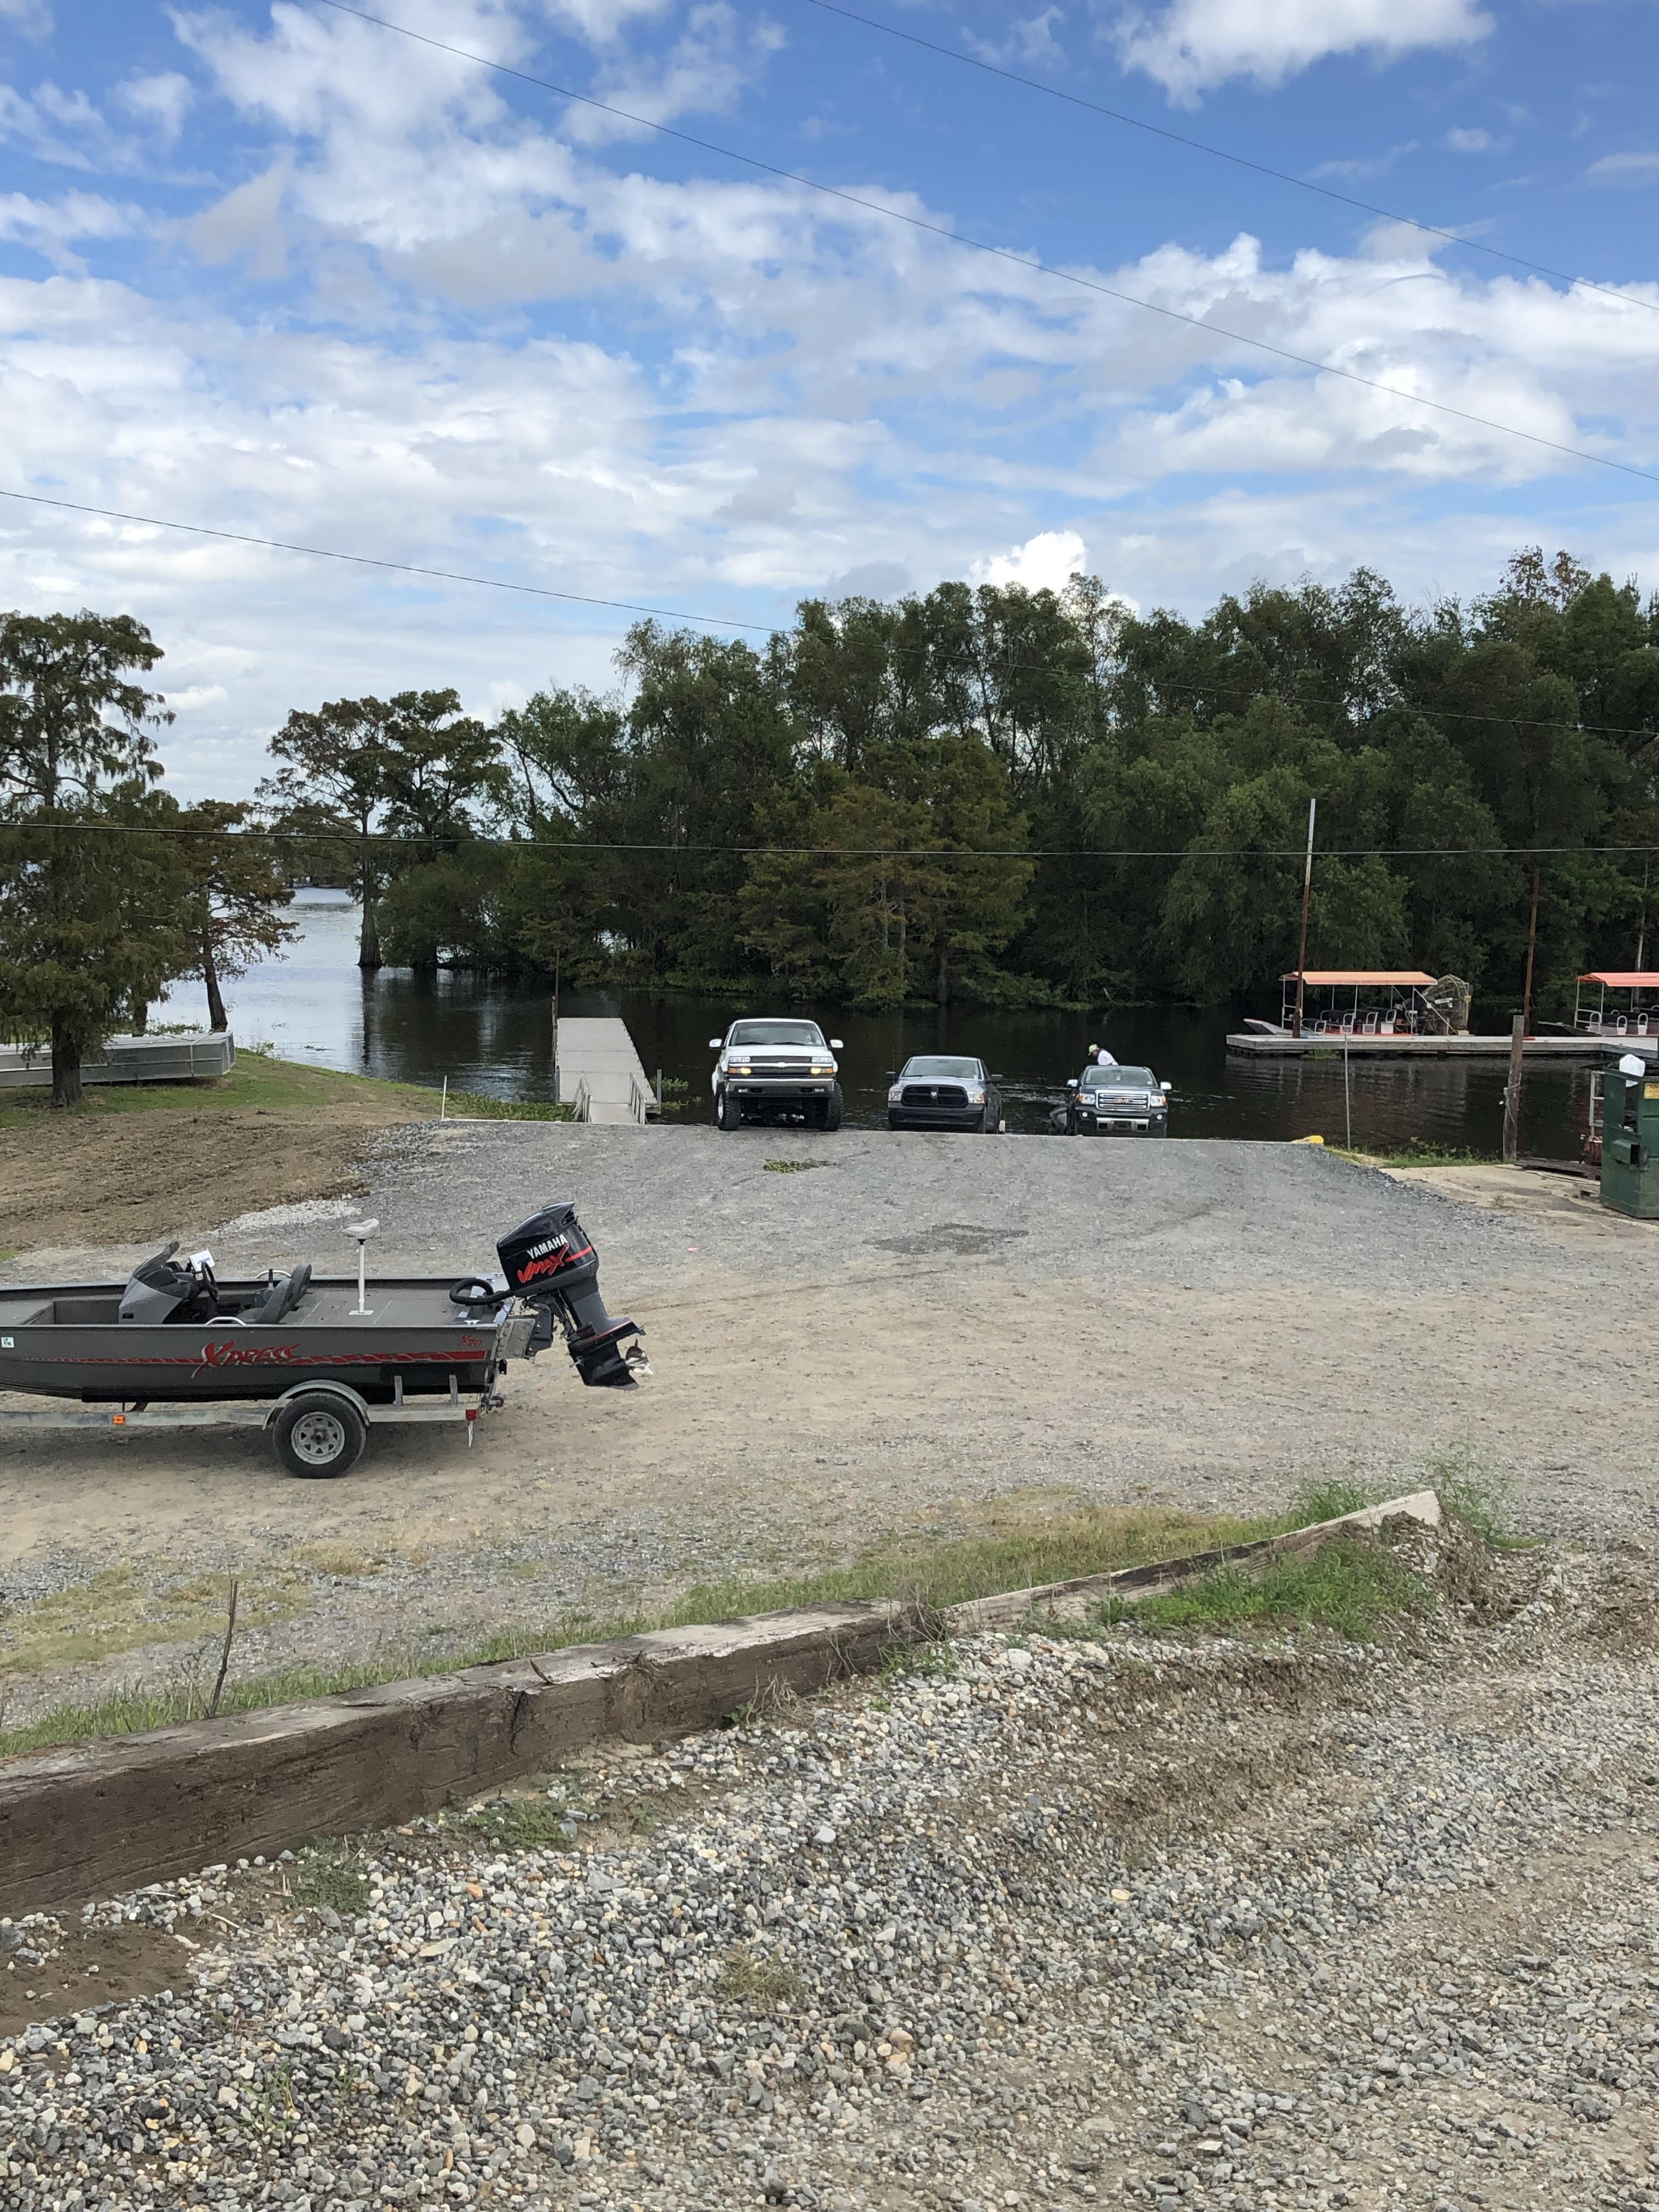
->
[4,1531,1658,2212]
[4,1126,1659,1725]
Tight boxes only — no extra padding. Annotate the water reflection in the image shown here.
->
[157,890,1591,1155]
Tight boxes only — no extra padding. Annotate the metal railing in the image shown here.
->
[572,1076,592,1123]
[627,1071,651,1125]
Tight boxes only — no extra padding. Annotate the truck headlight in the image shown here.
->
[887,1085,901,1103]
[966,1086,985,1104]
[810,1061,836,1075]
[728,1063,751,1076]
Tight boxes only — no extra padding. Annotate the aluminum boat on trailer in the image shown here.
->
[0,1201,646,1477]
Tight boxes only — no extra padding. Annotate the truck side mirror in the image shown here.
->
[708,1038,723,1051]
[885,1069,898,1084]
[830,1039,844,1050]
[1066,1078,1078,1091]
[1161,1081,1172,1092]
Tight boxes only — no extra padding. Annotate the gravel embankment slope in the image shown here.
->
[3,1126,1657,1724]
[4,1536,1658,2212]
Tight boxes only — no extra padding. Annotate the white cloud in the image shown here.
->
[1444,126,1494,153]
[0,0,54,37]
[0,78,103,167]
[565,2,786,145]
[1115,0,1491,100]
[964,9,1066,70]
[540,0,674,43]
[117,72,195,143]
[974,530,1090,591]
[0,189,137,268]
[1587,150,1659,186]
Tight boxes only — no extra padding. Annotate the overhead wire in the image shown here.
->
[7,819,1653,862]
[3,483,1657,744]
[794,0,1659,319]
[305,0,1659,490]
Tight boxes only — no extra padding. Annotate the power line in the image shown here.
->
[795,0,1659,320]
[5,483,1658,746]
[309,0,1659,490]
[0,488,771,636]
[8,819,1652,861]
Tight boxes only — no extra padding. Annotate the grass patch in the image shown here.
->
[290,1843,372,1917]
[455,1797,574,1852]
[0,1481,1488,1760]
[715,1950,803,2007]
[0,1048,448,1129]
[0,1563,303,1679]
[441,1090,572,1123]
[1339,1142,1499,1168]
[763,1158,832,1174]
[1120,1535,1433,1640]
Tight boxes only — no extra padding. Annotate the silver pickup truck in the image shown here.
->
[710,1019,844,1131]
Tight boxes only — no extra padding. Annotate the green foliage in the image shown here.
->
[0,610,193,1103]
[715,1949,803,2007]
[1121,1536,1434,1640]
[454,1795,574,1850]
[291,1844,371,1916]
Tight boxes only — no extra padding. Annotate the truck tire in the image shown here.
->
[822,1084,844,1132]
[272,1392,367,1480]
[718,1086,742,1131]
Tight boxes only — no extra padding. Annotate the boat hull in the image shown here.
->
[0,1275,499,1404]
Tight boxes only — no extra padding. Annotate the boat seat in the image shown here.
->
[250,1261,313,1326]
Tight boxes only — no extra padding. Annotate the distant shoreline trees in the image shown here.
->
[3,547,1656,1096]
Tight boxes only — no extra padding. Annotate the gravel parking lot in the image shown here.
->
[3,1529,1657,2212]
[3,1125,1658,1724]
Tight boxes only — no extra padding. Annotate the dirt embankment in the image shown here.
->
[0,1104,422,1255]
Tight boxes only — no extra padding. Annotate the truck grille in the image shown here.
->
[902,1084,969,1108]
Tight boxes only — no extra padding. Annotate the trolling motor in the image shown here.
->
[496,1201,647,1388]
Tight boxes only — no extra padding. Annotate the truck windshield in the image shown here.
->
[1086,1067,1155,1088]
[729,1022,825,1047]
[902,1057,980,1080]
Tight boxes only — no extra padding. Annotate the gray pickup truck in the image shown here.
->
[710,1019,845,1131]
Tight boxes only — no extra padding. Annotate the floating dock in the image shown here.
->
[1226,1030,1646,1062]
[553,1017,659,1125]
[0,1031,235,1089]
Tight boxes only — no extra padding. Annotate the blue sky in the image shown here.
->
[2,0,1657,792]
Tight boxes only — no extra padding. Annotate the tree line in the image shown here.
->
[3,545,1657,1101]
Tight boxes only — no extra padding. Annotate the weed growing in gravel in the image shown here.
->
[715,1950,802,2007]
[455,1797,574,1850]
[762,1158,833,1173]
[291,1846,371,1916]
[1423,1445,1518,1545]
[1116,1536,1434,1640]
[1284,1476,1380,1525]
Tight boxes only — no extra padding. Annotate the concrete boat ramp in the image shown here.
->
[553,1016,659,1124]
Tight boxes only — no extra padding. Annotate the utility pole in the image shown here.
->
[1521,868,1540,1037]
[1293,796,1316,1038]
[551,945,561,1105]
[1502,1014,1525,1164]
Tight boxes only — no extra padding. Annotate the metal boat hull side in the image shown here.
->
[0,1275,498,1404]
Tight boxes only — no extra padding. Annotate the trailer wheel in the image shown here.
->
[273,1392,367,1480]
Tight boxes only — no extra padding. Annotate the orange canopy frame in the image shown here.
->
[1578,972,1659,990]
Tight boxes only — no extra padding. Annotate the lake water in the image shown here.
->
[159,890,1592,1156]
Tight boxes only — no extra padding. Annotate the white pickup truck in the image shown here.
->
[709,1019,845,1131]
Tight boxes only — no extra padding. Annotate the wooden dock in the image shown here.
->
[1226,1030,1647,1062]
[553,1017,658,1125]
[0,1031,236,1089]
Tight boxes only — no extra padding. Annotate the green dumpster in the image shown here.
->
[1600,1051,1659,1217]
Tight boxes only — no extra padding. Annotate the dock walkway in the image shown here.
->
[554,1017,658,1125]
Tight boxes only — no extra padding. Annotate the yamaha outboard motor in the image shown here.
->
[496,1202,645,1388]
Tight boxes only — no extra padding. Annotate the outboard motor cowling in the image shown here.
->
[496,1202,645,1387]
